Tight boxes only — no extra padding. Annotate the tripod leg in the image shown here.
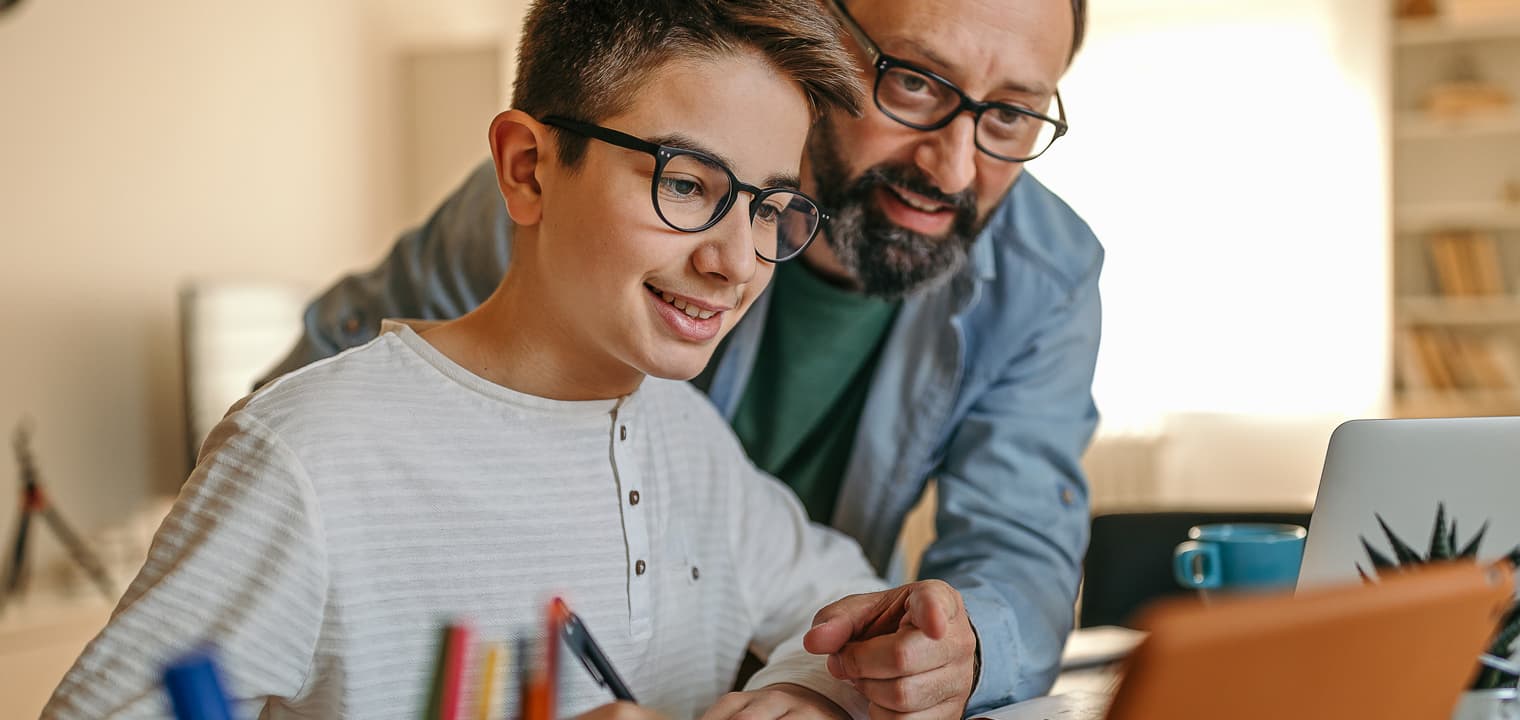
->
[39,506,116,602]
[5,508,30,595]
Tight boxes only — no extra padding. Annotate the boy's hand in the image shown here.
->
[803,580,977,720]
[573,701,673,720]
[700,683,849,720]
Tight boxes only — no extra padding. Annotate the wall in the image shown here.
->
[0,0,523,575]
[1035,0,1394,507]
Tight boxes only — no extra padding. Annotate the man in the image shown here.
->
[265,0,1099,713]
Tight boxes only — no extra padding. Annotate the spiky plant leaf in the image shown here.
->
[1361,536,1397,575]
[1476,604,1520,690]
[1377,514,1426,564]
[1491,603,1520,659]
[1356,563,1373,585]
[1451,519,1460,559]
[1460,521,1491,559]
[1505,545,1520,570]
[1477,667,1502,691]
[1476,666,1510,691]
[1430,503,1453,560]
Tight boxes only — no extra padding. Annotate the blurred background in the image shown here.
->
[2,0,1519,714]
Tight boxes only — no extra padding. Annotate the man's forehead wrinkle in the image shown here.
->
[868,0,1057,99]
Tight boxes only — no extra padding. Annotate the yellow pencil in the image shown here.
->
[477,641,506,720]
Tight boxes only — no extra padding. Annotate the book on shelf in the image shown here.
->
[1397,327,1520,393]
[1443,0,1520,24]
[1425,229,1506,296]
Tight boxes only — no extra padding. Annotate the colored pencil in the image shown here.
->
[476,641,505,720]
[440,623,472,720]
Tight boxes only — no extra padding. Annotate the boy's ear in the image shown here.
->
[488,109,549,226]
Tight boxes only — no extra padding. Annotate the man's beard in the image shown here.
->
[807,119,986,299]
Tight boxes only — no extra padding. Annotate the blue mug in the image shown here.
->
[1172,523,1307,592]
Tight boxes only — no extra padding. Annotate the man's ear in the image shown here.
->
[488,109,549,226]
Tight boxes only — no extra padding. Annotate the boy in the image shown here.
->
[44,1,974,719]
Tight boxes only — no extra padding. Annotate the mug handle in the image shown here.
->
[1173,541,1223,589]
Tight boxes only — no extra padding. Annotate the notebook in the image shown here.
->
[976,562,1513,720]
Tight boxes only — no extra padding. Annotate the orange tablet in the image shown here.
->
[1106,562,1514,720]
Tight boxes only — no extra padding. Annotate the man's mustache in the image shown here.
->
[856,165,978,217]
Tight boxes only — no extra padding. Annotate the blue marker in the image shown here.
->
[163,651,233,720]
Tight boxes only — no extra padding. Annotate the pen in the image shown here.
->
[553,598,638,703]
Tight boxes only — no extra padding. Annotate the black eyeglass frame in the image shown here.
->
[541,115,828,263]
[824,0,1069,163]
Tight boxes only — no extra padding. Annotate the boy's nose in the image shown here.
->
[692,203,760,285]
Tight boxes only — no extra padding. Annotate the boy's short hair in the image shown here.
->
[512,0,865,167]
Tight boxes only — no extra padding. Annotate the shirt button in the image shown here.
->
[691,566,700,581]
[620,425,628,441]
[635,560,647,576]
[343,316,361,335]
[628,490,640,506]
[1061,488,1076,506]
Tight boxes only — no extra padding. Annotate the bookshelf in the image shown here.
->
[1392,1,1520,418]
[1396,110,1520,140]
[1394,15,1520,46]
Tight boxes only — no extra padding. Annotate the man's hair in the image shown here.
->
[1071,0,1087,61]
[512,0,865,167]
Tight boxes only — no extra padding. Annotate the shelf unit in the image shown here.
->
[1399,296,1520,325]
[1396,203,1520,233]
[1395,110,1520,140]
[1395,15,1520,46]
[1391,8,1520,418]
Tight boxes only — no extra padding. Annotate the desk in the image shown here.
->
[0,592,114,718]
[968,627,1136,720]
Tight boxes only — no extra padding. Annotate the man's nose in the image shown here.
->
[913,112,978,196]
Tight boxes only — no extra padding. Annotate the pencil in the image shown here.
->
[440,623,472,720]
[425,626,451,720]
[425,622,473,720]
[476,641,505,720]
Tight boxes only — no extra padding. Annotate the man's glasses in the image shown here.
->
[824,0,1068,163]
[541,116,827,263]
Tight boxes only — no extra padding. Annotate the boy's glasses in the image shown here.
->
[824,0,1068,163]
[542,116,827,263]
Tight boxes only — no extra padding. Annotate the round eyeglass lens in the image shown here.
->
[655,152,733,230]
[752,191,821,262]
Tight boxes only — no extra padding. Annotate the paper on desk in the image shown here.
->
[1059,626,1145,670]
[971,691,1110,720]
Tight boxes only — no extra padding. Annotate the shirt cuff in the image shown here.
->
[745,635,870,720]
[962,589,1023,714]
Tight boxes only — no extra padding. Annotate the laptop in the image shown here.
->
[1298,417,1520,590]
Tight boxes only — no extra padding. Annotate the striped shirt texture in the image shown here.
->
[44,323,887,719]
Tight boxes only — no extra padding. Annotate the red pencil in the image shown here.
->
[439,623,473,720]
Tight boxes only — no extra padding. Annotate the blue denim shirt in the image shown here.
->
[263,161,1103,712]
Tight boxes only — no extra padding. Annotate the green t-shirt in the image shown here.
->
[731,261,900,524]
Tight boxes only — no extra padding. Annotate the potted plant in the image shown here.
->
[1359,504,1520,720]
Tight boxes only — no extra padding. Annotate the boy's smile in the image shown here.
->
[644,281,734,342]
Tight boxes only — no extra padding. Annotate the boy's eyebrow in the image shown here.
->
[649,133,801,190]
[649,133,737,170]
[762,173,801,190]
